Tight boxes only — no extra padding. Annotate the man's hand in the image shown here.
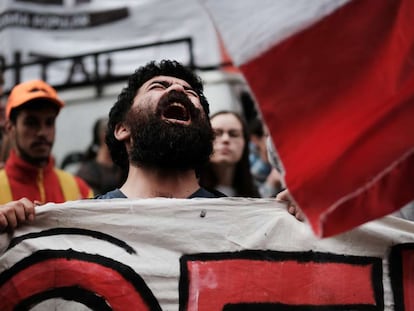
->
[0,198,36,232]
[276,189,306,222]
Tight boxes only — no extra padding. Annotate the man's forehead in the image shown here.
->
[19,105,59,117]
[143,75,191,87]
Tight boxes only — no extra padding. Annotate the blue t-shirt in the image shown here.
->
[95,187,225,199]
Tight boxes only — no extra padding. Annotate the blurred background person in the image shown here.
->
[76,117,123,196]
[0,80,93,204]
[199,110,260,197]
[249,117,283,198]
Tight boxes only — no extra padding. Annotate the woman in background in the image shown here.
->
[199,111,260,197]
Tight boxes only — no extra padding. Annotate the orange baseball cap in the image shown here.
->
[6,79,65,119]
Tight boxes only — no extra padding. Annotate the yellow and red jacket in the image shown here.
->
[0,150,93,204]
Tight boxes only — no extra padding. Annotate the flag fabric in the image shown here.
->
[0,199,413,310]
[203,0,414,237]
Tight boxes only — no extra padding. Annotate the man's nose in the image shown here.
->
[167,83,186,93]
[37,123,51,135]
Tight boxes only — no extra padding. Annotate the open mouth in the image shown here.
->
[161,103,191,124]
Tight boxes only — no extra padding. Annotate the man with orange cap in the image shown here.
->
[0,80,93,228]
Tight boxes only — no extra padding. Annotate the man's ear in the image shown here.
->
[114,122,130,142]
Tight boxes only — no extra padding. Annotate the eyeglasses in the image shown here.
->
[214,128,243,139]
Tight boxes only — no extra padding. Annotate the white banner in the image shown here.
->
[0,0,221,87]
[0,198,413,310]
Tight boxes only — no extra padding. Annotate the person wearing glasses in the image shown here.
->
[199,110,260,197]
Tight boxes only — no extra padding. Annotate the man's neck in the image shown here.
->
[15,149,49,168]
[120,166,200,199]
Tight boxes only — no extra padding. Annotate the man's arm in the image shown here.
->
[0,198,36,232]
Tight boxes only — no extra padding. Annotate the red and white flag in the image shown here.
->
[203,0,414,237]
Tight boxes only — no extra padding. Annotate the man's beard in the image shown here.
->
[126,92,214,172]
[16,138,52,167]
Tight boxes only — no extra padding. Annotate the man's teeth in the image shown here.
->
[171,103,184,108]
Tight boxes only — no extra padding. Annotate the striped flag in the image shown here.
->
[203,0,414,236]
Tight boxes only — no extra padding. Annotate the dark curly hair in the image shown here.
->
[106,60,210,173]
